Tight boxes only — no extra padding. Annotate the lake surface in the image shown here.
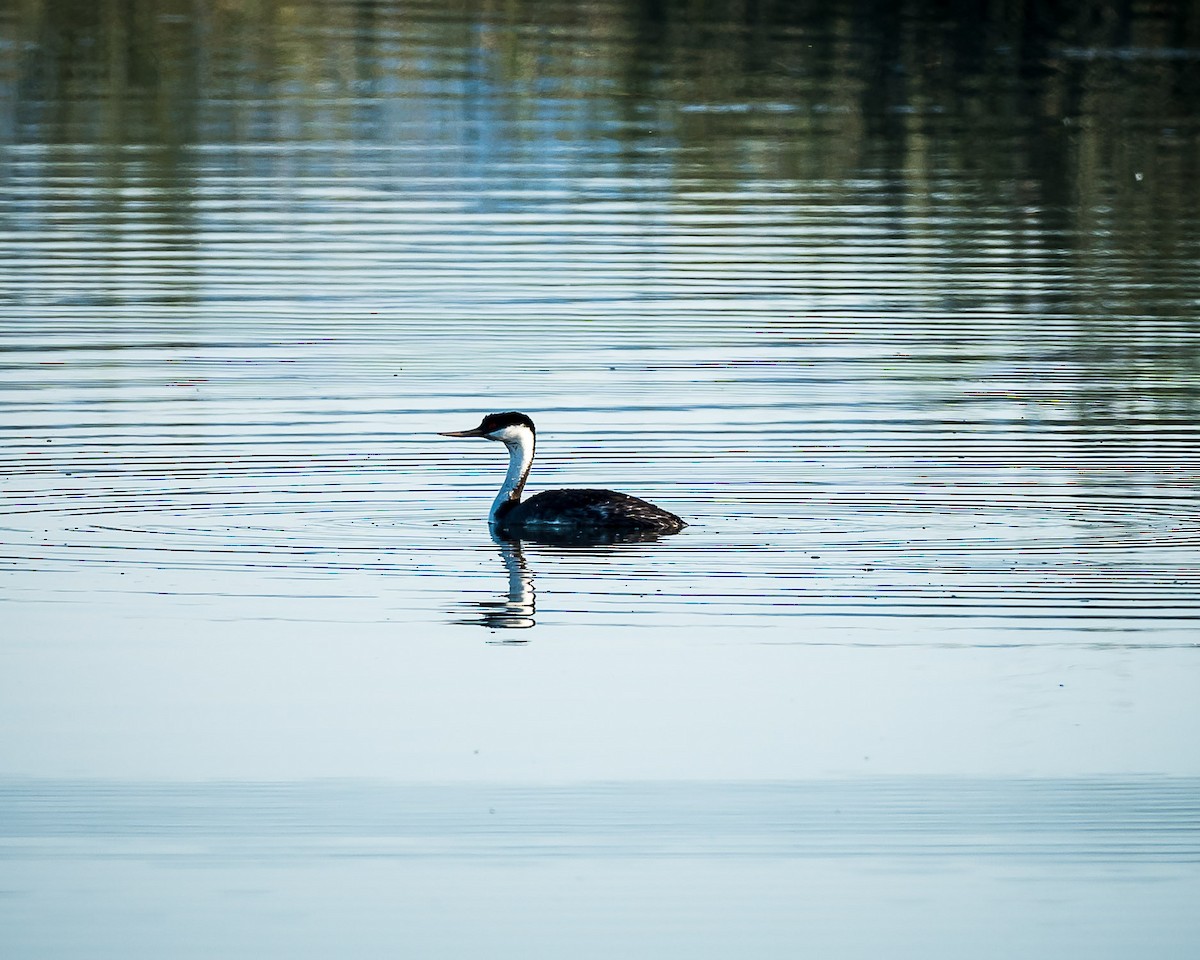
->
[1,1,1199,956]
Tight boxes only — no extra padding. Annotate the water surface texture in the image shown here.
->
[1,1,1199,957]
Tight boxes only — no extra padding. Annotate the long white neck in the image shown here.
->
[489,425,535,523]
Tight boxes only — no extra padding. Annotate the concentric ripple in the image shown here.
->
[2,424,1197,636]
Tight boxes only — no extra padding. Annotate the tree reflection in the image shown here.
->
[3,0,1198,422]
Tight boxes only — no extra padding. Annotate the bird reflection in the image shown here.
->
[455,527,674,634]
[455,534,537,633]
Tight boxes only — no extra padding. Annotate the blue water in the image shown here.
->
[3,778,1198,959]
[1,0,1198,955]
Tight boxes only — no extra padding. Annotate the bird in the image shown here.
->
[438,411,686,540]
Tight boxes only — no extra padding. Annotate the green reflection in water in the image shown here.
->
[1,0,1198,426]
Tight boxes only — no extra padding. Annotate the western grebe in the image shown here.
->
[438,411,686,538]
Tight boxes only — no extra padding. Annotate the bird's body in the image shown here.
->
[439,412,685,540]
[497,487,682,534]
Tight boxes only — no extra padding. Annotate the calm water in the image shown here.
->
[1,0,1199,956]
